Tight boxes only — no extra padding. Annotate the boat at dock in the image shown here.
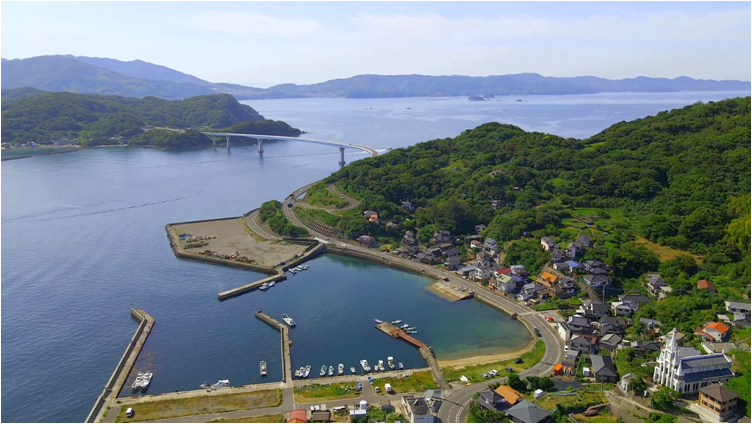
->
[328,365,334,376]
[304,365,311,378]
[405,326,416,331]
[131,373,144,390]
[350,366,356,374]
[320,365,327,377]
[360,359,371,372]
[260,361,267,376]
[294,368,301,378]
[268,281,275,288]
[282,314,296,327]
[212,379,230,389]
[391,320,402,324]
[388,357,395,369]
[378,360,385,371]
[398,362,404,369]
[406,329,418,334]
[400,323,410,328]
[259,282,271,290]
[200,381,211,389]
[373,319,383,324]
[140,372,153,390]
[338,364,344,375]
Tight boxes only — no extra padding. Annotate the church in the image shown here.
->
[653,334,735,394]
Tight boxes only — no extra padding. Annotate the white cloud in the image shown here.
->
[182,11,324,39]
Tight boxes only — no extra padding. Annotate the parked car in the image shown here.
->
[515,358,523,364]
[505,367,513,372]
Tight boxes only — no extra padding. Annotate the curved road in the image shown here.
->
[280,189,565,422]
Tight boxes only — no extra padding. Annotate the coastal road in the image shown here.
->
[245,209,282,240]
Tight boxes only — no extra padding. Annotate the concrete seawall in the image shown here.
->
[86,308,154,423]
[255,311,292,383]
[327,246,447,281]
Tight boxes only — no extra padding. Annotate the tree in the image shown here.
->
[651,386,680,412]
[507,373,527,393]
[526,376,554,392]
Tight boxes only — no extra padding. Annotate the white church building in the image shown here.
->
[653,334,735,394]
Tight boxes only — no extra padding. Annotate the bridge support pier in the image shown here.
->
[211,135,216,147]
[257,138,264,154]
[338,146,346,166]
[224,135,230,148]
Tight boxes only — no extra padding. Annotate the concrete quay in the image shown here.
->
[218,272,287,300]
[255,310,293,383]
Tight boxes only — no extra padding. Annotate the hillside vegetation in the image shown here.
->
[1,90,302,147]
[321,97,750,333]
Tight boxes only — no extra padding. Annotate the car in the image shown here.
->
[482,373,489,379]
[515,358,523,364]
[126,408,134,418]
[287,202,293,207]
[505,367,513,372]
[375,386,381,393]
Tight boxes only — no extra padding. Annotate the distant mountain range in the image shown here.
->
[2,55,749,100]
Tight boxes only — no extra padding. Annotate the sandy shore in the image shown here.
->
[437,338,537,369]
[425,281,472,301]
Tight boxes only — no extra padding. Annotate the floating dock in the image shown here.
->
[375,322,427,348]
[255,310,293,383]
[374,323,449,391]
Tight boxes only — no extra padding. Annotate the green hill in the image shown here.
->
[321,97,751,331]
[1,90,302,148]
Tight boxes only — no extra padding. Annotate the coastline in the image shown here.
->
[437,337,536,368]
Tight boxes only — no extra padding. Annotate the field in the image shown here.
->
[533,387,607,411]
[572,411,620,423]
[294,207,343,227]
[632,235,703,263]
[115,389,281,423]
[293,382,361,403]
[441,341,545,383]
[208,414,285,423]
[372,371,437,394]
[170,219,308,268]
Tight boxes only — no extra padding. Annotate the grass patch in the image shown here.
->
[533,387,607,411]
[115,389,280,423]
[442,158,467,171]
[572,412,620,423]
[442,341,545,383]
[372,371,437,394]
[294,207,343,227]
[293,382,361,403]
[208,414,285,423]
[632,235,703,263]
[305,182,349,208]
[581,141,607,152]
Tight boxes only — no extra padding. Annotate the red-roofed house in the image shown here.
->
[697,279,717,293]
[288,409,308,423]
[695,322,731,342]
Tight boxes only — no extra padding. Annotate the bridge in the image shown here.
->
[201,132,380,165]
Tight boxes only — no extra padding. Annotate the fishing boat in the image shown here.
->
[294,368,301,378]
[328,365,334,376]
[140,372,153,390]
[391,320,402,324]
[282,314,296,327]
[212,379,230,389]
[289,268,297,274]
[398,362,404,369]
[259,282,271,291]
[378,360,385,371]
[200,381,211,389]
[350,366,356,374]
[387,357,395,369]
[260,361,267,376]
[400,323,410,329]
[301,265,309,270]
[406,330,418,334]
[360,359,371,372]
[131,373,144,390]
[304,365,311,378]
[373,319,383,324]
[338,364,344,375]
[320,365,327,377]
[405,327,417,331]
[267,281,276,289]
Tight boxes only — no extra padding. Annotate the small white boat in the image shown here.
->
[259,282,271,290]
[378,360,385,371]
[391,320,402,324]
[260,361,267,376]
[301,265,309,270]
[360,359,371,372]
[405,327,417,331]
[304,365,311,378]
[373,319,383,324]
[140,372,153,389]
[406,329,418,334]
[200,381,211,389]
[294,368,301,378]
[289,269,297,274]
[328,365,334,376]
[338,364,344,375]
[282,314,296,327]
[401,323,410,328]
[398,362,404,369]
[132,373,144,390]
[320,365,327,377]
[350,366,357,374]
[388,357,395,369]
[212,379,231,388]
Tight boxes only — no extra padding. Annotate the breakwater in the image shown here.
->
[254,311,293,383]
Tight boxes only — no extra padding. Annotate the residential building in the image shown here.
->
[557,321,571,341]
[576,235,593,247]
[475,224,487,233]
[496,274,517,293]
[565,348,580,362]
[476,389,506,411]
[696,322,731,343]
[457,265,478,278]
[659,328,686,345]
[567,315,594,334]
[404,230,418,246]
[647,274,672,299]
[552,262,571,273]
[401,395,435,423]
[423,390,443,413]
[565,242,583,259]
[363,210,379,223]
[494,385,524,406]
[611,302,637,317]
[288,409,308,423]
[483,238,499,254]
[581,300,610,318]
[444,255,462,271]
[698,385,739,421]
[566,260,582,270]
[443,247,460,257]
[553,278,577,297]
[551,247,564,261]
[517,282,547,301]
[357,235,376,247]
[432,230,454,246]
[540,237,557,251]
[697,279,717,293]
[618,373,636,394]
[475,266,493,282]
[590,355,619,382]
[475,250,492,268]
[401,201,416,213]
[653,334,735,394]
[640,318,662,330]
[630,340,661,356]
[583,274,609,287]
[599,334,623,351]
[619,294,652,308]
[310,411,331,423]
[494,267,513,278]
[540,271,558,286]
[725,301,751,315]
[702,341,738,354]
[582,260,607,272]
[505,400,551,423]
[600,317,630,335]
[570,334,598,354]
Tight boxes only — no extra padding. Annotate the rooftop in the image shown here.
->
[700,384,740,402]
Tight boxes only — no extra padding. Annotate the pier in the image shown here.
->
[218,272,287,300]
[255,310,293,383]
[86,308,154,423]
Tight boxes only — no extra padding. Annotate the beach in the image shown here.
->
[436,337,537,369]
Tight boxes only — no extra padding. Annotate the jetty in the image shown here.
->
[218,273,287,300]
[375,322,427,348]
[255,310,293,383]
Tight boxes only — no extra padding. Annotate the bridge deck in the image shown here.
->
[201,132,379,157]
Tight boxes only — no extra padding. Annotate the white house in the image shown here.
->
[496,274,517,293]
[540,237,557,251]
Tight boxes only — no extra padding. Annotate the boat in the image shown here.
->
[298,367,305,378]
[391,320,402,324]
[282,314,296,327]
[373,319,383,324]
[387,357,395,369]
[400,323,410,328]
[294,368,300,378]
[131,373,144,390]
[320,365,327,377]
[200,381,211,389]
[260,361,267,376]
[289,268,297,274]
[406,330,418,334]
[267,281,276,289]
[338,364,344,375]
[398,362,404,369]
[360,360,371,372]
[405,327,416,331]
[350,366,357,374]
[304,365,311,378]
[378,360,385,371]
[301,265,309,270]
[328,365,334,376]
[259,282,271,291]
[140,372,153,390]
[212,379,230,389]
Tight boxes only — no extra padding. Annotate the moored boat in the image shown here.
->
[338,364,344,375]
[320,365,327,377]
[405,327,416,331]
[294,368,300,378]
[260,361,267,376]
[212,379,230,389]
[259,282,271,290]
[398,362,404,369]
[391,320,402,324]
[401,323,410,328]
[378,360,385,371]
[267,281,276,288]
[140,372,153,390]
[350,366,357,374]
[406,330,418,334]
[328,365,334,376]
[387,357,395,369]
[373,319,383,324]
[360,359,371,372]
[282,314,296,327]
[200,381,211,389]
[304,365,311,378]
[131,373,144,390]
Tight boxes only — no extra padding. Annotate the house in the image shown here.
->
[551,247,564,261]
[404,231,418,246]
[423,390,443,413]
[553,278,577,297]
[565,242,583,259]
[696,322,731,343]
[310,411,331,423]
[697,279,717,293]
[630,340,661,356]
[702,341,738,354]
[470,239,482,249]
[540,272,558,286]
[475,224,487,233]
[557,322,571,341]
[432,230,454,246]
[653,334,735,394]
[510,265,528,277]
[567,315,594,334]
[552,262,571,273]
[583,260,607,272]
[618,373,636,394]
[363,210,379,223]
[476,389,506,411]
[646,274,672,299]
[496,274,517,293]
[444,247,460,257]
[698,384,740,421]
[357,235,376,247]
[475,251,492,268]
[444,255,462,271]
[494,267,513,278]
[566,260,582,270]
[589,267,609,276]
[386,221,399,229]
[659,328,686,345]
[517,282,547,301]
[288,409,308,423]
[599,334,623,351]
[475,266,493,282]
[570,334,598,354]
[505,400,551,423]
[401,201,416,212]
[583,274,609,287]
[600,317,630,333]
[590,354,619,382]
[725,301,751,315]
[581,300,610,318]
[429,247,442,258]
[611,302,637,317]
[565,348,580,361]
[457,265,479,278]
[619,294,652,308]
[483,238,499,254]
[494,385,524,406]
[401,395,434,423]
[540,237,557,251]
[576,235,593,247]
[640,318,663,330]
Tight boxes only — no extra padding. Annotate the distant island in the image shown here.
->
[468,95,486,101]
[1,88,302,149]
[2,55,750,100]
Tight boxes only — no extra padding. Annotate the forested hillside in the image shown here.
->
[322,97,751,325]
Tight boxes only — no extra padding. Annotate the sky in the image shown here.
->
[2,1,750,87]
